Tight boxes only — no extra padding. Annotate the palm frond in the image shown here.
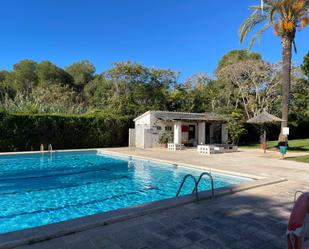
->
[248,22,272,50]
[270,5,279,21]
[250,4,272,11]
[240,0,308,51]
[240,11,267,43]
[263,0,278,5]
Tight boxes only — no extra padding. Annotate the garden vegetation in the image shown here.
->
[0,50,308,151]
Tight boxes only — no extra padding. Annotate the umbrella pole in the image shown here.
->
[263,130,266,154]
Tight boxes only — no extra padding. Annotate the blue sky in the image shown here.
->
[0,0,308,81]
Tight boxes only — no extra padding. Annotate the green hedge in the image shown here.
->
[0,112,132,152]
[239,119,309,145]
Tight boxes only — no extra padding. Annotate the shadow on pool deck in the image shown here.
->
[15,179,309,249]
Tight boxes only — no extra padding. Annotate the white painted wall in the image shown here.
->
[135,112,151,127]
[135,125,144,148]
[151,120,173,147]
[135,112,170,148]
[143,129,153,148]
[174,122,182,144]
[135,112,151,148]
[149,112,157,127]
[128,129,136,147]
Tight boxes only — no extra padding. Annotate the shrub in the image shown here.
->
[227,112,246,145]
[158,131,172,144]
[0,112,132,152]
[1,85,86,114]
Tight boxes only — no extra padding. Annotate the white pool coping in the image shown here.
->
[0,148,98,156]
[98,149,262,180]
[0,149,287,249]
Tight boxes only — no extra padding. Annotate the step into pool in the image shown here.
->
[0,150,251,234]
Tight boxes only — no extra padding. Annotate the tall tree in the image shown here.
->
[104,61,149,97]
[290,52,309,120]
[217,59,281,118]
[12,60,38,93]
[216,49,262,73]
[240,0,308,128]
[66,60,95,90]
[215,50,263,113]
[302,51,309,77]
[0,71,15,101]
[37,61,73,87]
[181,73,213,112]
[84,62,177,116]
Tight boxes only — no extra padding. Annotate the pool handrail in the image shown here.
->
[176,174,199,200]
[192,172,215,199]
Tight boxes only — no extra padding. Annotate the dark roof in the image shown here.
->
[134,111,228,122]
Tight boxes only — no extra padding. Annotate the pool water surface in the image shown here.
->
[0,150,250,233]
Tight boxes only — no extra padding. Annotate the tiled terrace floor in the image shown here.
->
[10,148,309,248]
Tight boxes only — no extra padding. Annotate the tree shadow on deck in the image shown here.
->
[144,187,309,249]
[15,183,309,249]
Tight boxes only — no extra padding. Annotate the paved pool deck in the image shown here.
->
[10,148,309,249]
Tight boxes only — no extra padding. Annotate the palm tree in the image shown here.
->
[240,0,308,129]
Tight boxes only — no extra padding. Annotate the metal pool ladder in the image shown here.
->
[176,174,199,200]
[176,172,215,201]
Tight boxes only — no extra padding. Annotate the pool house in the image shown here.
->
[129,111,229,149]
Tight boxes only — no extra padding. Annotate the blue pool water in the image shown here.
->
[0,151,250,234]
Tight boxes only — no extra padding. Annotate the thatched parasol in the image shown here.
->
[247,111,282,124]
[247,111,282,153]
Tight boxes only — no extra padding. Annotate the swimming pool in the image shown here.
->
[0,150,250,234]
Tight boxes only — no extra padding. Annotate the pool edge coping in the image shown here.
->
[0,148,262,180]
[0,148,99,156]
[0,176,287,249]
[99,149,262,180]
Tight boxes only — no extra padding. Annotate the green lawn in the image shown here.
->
[286,155,309,163]
[241,138,309,163]
[241,138,309,152]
